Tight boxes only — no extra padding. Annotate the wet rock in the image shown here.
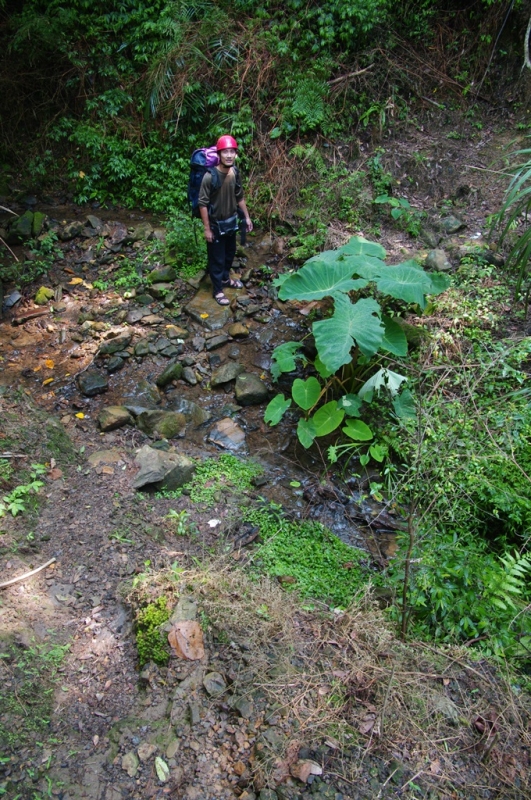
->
[129,221,153,241]
[203,671,227,697]
[107,356,126,374]
[127,308,151,324]
[185,286,233,331]
[205,333,229,351]
[166,324,190,340]
[121,751,139,777]
[132,445,195,490]
[8,210,34,242]
[77,370,109,397]
[168,397,211,427]
[160,344,182,358]
[134,339,150,357]
[98,333,132,355]
[150,282,174,299]
[126,379,161,407]
[163,291,177,307]
[98,406,133,431]
[182,366,198,386]
[440,215,465,234]
[32,211,46,237]
[86,214,103,232]
[235,373,269,406]
[135,293,155,305]
[211,362,244,387]
[228,322,250,338]
[59,220,84,241]
[208,418,246,451]
[259,791,278,800]
[35,286,54,305]
[425,249,452,272]
[148,266,176,283]
[141,314,165,325]
[136,409,186,438]
[156,360,183,388]
[192,336,205,352]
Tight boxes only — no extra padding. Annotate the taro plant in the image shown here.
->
[265,236,450,454]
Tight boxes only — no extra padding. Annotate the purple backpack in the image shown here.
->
[187,146,220,217]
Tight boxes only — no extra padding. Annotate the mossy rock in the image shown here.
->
[35,286,54,305]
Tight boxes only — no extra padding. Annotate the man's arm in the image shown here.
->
[199,206,214,243]
[237,199,253,232]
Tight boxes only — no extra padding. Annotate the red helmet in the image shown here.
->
[216,135,238,152]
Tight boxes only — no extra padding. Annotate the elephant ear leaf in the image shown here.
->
[381,315,408,356]
[292,377,321,410]
[336,235,387,259]
[278,259,368,301]
[265,394,292,426]
[374,261,438,309]
[313,294,384,373]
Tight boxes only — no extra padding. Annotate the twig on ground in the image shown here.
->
[0,557,57,589]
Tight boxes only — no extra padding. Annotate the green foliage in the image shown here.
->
[0,640,70,749]
[385,534,531,659]
[266,235,449,449]
[135,596,171,667]
[0,464,45,518]
[373,194,425,237]
[245,506,369,607]
[156,454,263,506]
[166,509,197,536]
[491,138,531,297]
[0,231,61,286]
[164,211,206,278]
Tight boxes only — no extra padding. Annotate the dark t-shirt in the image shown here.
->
[198,167,244,221]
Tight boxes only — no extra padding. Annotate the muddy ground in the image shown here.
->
[1,117,530,800]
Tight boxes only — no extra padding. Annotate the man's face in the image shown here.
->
[219,148,236,167]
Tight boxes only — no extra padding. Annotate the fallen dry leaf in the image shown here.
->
[290,759,323,783]
[44,359,54,369]
[69,277,84,285]
[48,468,63,480]
[168,620,205,660]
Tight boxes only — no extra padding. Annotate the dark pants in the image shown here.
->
[206,232,237,296]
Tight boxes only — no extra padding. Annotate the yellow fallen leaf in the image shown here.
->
[69,278,83,285]
[33,365,42,372]
[83,282,93,290]
[200,313,209,319]
[44,359,55,369]
[79,171,86,178]
[75,412,85,419]
[42,377,54,386]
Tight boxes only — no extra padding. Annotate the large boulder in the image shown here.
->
[132,445,195,490]
[136,410,186,438]
[234,373,269,406]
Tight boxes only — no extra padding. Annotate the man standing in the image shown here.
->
[198,135,253,306]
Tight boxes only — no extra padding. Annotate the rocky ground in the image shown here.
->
[1,118,531,799]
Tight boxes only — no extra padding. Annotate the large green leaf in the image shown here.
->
[343,419,373,441]
[278,260,368,302]
[336,235,386,259]
[292,377,321,410]
[427,271,452,295]
[313,295,384,371]
[381,315,408,356]
[374,262,435,308]
[392,388,416,419]
[264,394,291,426]
[297,418,316,449]
[271,341,303,379]
[310,401,345,437]
[337,394,362,417]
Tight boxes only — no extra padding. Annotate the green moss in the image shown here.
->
[245,506,370,607]
[135,596,171,667]
[157,454,263,506]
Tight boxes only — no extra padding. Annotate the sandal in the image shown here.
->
[223,278,244,289]
[214,292,230,306]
